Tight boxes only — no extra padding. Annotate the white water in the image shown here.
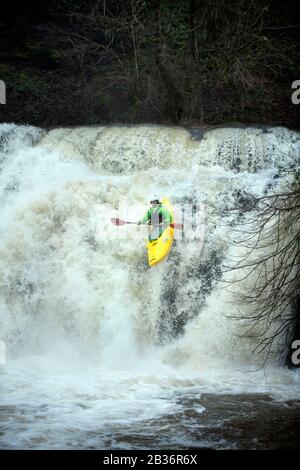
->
[0,123,300,449]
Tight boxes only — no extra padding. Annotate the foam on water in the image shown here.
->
[0,123,299,448]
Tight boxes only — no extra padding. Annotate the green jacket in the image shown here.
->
[140,204,173,226]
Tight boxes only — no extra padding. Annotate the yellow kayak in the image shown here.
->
[147,197,174,267]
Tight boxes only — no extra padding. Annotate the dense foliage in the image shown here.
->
[0,0,299,127]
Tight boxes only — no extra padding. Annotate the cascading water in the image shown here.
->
[0,123,300,449]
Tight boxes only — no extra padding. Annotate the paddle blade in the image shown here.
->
[111,217,126,226]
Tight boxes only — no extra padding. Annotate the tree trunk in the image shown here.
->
[154,1,183,122]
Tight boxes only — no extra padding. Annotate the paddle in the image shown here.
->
[111,218,184,229]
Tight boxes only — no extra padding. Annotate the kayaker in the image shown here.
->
[138,196,173,241]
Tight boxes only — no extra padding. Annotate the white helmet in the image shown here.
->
[150,194,160,203]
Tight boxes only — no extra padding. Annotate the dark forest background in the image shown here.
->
[0,0,299,128]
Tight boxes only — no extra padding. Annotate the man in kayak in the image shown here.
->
[138,195,173,241]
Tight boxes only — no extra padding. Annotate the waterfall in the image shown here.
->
[0,123,299,449]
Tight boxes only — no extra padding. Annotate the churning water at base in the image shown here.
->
[0,123,300,449]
